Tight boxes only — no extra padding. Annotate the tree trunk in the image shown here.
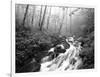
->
[58,8,65,34]
[31,5,36,27]
[66,8,68,33]
[47,7,52,29]
[39,5,43,29]
[70,8,72,35]
[40,5,47,31]
[22,5,29,27]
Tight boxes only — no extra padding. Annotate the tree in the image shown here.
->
[47,7,52,29]
[31,5,36,27]
[66,8,68,33]
[39,5,43,29]
[58,7,65,33]
[22,5,29,27]
[69,8,72,35]
[40,5,47,31]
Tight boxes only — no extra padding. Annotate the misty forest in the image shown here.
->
[15,4,94,73]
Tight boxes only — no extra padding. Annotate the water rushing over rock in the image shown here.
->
[40,37,82,71]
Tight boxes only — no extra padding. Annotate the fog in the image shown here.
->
[15,4,94,36]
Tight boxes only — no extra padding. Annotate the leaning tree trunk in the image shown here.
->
[22,5,29,27]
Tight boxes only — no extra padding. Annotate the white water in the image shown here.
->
[40,37,82,71]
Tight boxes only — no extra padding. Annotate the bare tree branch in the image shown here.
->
[69,8,80,16]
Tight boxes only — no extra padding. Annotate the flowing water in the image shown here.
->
[40,37,82,71]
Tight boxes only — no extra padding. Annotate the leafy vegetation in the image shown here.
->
[78,9,94,69]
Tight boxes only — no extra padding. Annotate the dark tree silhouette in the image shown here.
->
[40,5,47,31]
[22,5,29,27]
